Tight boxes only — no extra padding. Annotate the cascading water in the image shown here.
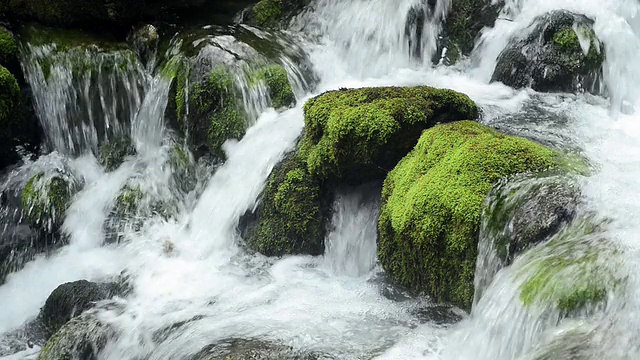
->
[3,0,640,359]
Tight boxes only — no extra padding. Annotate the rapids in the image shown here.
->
[2,0,640,359]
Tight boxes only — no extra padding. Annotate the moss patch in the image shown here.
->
[21,173,75,231]
[0,27,19,75]
[251,0,285,28]
[377,121,557,310]
[98,136,136,172]
[255,65,295,109]
[517,219,618,314]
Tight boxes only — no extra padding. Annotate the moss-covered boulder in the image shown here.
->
[244,0,310,29]
[21,172,77,232]
[98,136,136,172]
[491,10,604,93]
[377,121,557,310]
[0,27,20,77]
[255,65,295,109]
[37,313,114,360]
[516,219,619,315]
[243,86,478,257]
[0,64,21,169]
[434,0,503,64]
[3,0,145,31]
[40,280,120,339]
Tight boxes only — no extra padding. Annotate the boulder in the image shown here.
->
[491,10,604,93]
[37,313,114,360]
[242,86,478,257]
[0,27,20,77]
[21,171,78,233]
[377,121,557,310]
[0,64,21,169]
[40,280,120,339]
[191,338,322,360]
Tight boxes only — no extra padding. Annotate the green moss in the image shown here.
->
[443,0,502,58]
[0,27,19,74]
[300,86,478,183]
[517,219,618,313]
[190,67,246,159]
[246,154,325,256]
[553,26,580,51]
[98,136,136,172]
[255,65,295,109]
[21,173,74,231]
[378,121,557,310]
[251,0,284,28]
[113,186,143,218]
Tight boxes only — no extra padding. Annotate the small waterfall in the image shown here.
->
[21,36,147,155]
[324,184,381,277]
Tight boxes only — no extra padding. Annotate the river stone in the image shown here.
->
[37,313,114,360]
[491,10,604,93]
[40,280,121,339]
[191,338,323,360]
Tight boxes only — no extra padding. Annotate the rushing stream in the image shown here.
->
[2,0,640,359]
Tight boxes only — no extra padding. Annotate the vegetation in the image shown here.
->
[21,172,75,231]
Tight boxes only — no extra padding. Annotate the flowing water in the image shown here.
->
[2,0,640,359]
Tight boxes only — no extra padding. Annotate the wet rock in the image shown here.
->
[0,64,21,170]
[483,174,581,265]
[242,86,478,257]
[377,121,558,311]
[192,338,323,360]
[37,313,114,360]
[128,24,159,67]
[40,280,121,339]
[98,136,136,172]
[21,170,79,233]
[242,0,311,29]
[491,10,604,93]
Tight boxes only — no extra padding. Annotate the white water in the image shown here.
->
[3,0,640,359]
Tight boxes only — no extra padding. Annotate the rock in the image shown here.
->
[37,313,114,360]
[163,35,297,161]
[128,24,159,67]
[242,86,478,257]
[191,338,322,360]
[437,0,503,64]
[243,0,310,29]
[516,218,619,314]
[377,121,558,311]
[0,27,20,78]
[483,174,581,265]
[491,10,604,93]
[98,136,136,172]
[21,171,78,233]
[40,280,120,339]
[0,64,21,170]
[3,0,145,31]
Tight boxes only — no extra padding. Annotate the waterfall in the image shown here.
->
[3,0,640,359]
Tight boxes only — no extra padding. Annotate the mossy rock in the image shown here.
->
[254,65,295,109]
[299,86,478,184]
[169,144,198,194]
[242,153,326,256]
[243,86,477,257]
[377,121,558,310]
[246,0,310,29]
[191,338,322,360]
[0,27,20,76]
[98,136,136,172]
[517,219,620,314]
[435,0,503,64]
[37,313,114,360]
[0,64,21,169]
[21,172,77,232]
[491,10,604,93]
[40,280,119,339]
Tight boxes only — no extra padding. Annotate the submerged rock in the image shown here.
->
[37,313,114,360]
[242,86,478,257]
[40,280,120,339]
[491,10,604,93]
[192,338,323,360]
[377,121,558,311]
[483,174,581,266]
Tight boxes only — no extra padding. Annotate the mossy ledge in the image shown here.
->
[243,86,478,257]
[377,120,558,311]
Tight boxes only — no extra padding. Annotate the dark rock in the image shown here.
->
[191,338,323,360]
[37,313,115,360]
[98,136,136,172]
[40,280,121,339]
[128,24,159,68]
[491,10,604,93]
